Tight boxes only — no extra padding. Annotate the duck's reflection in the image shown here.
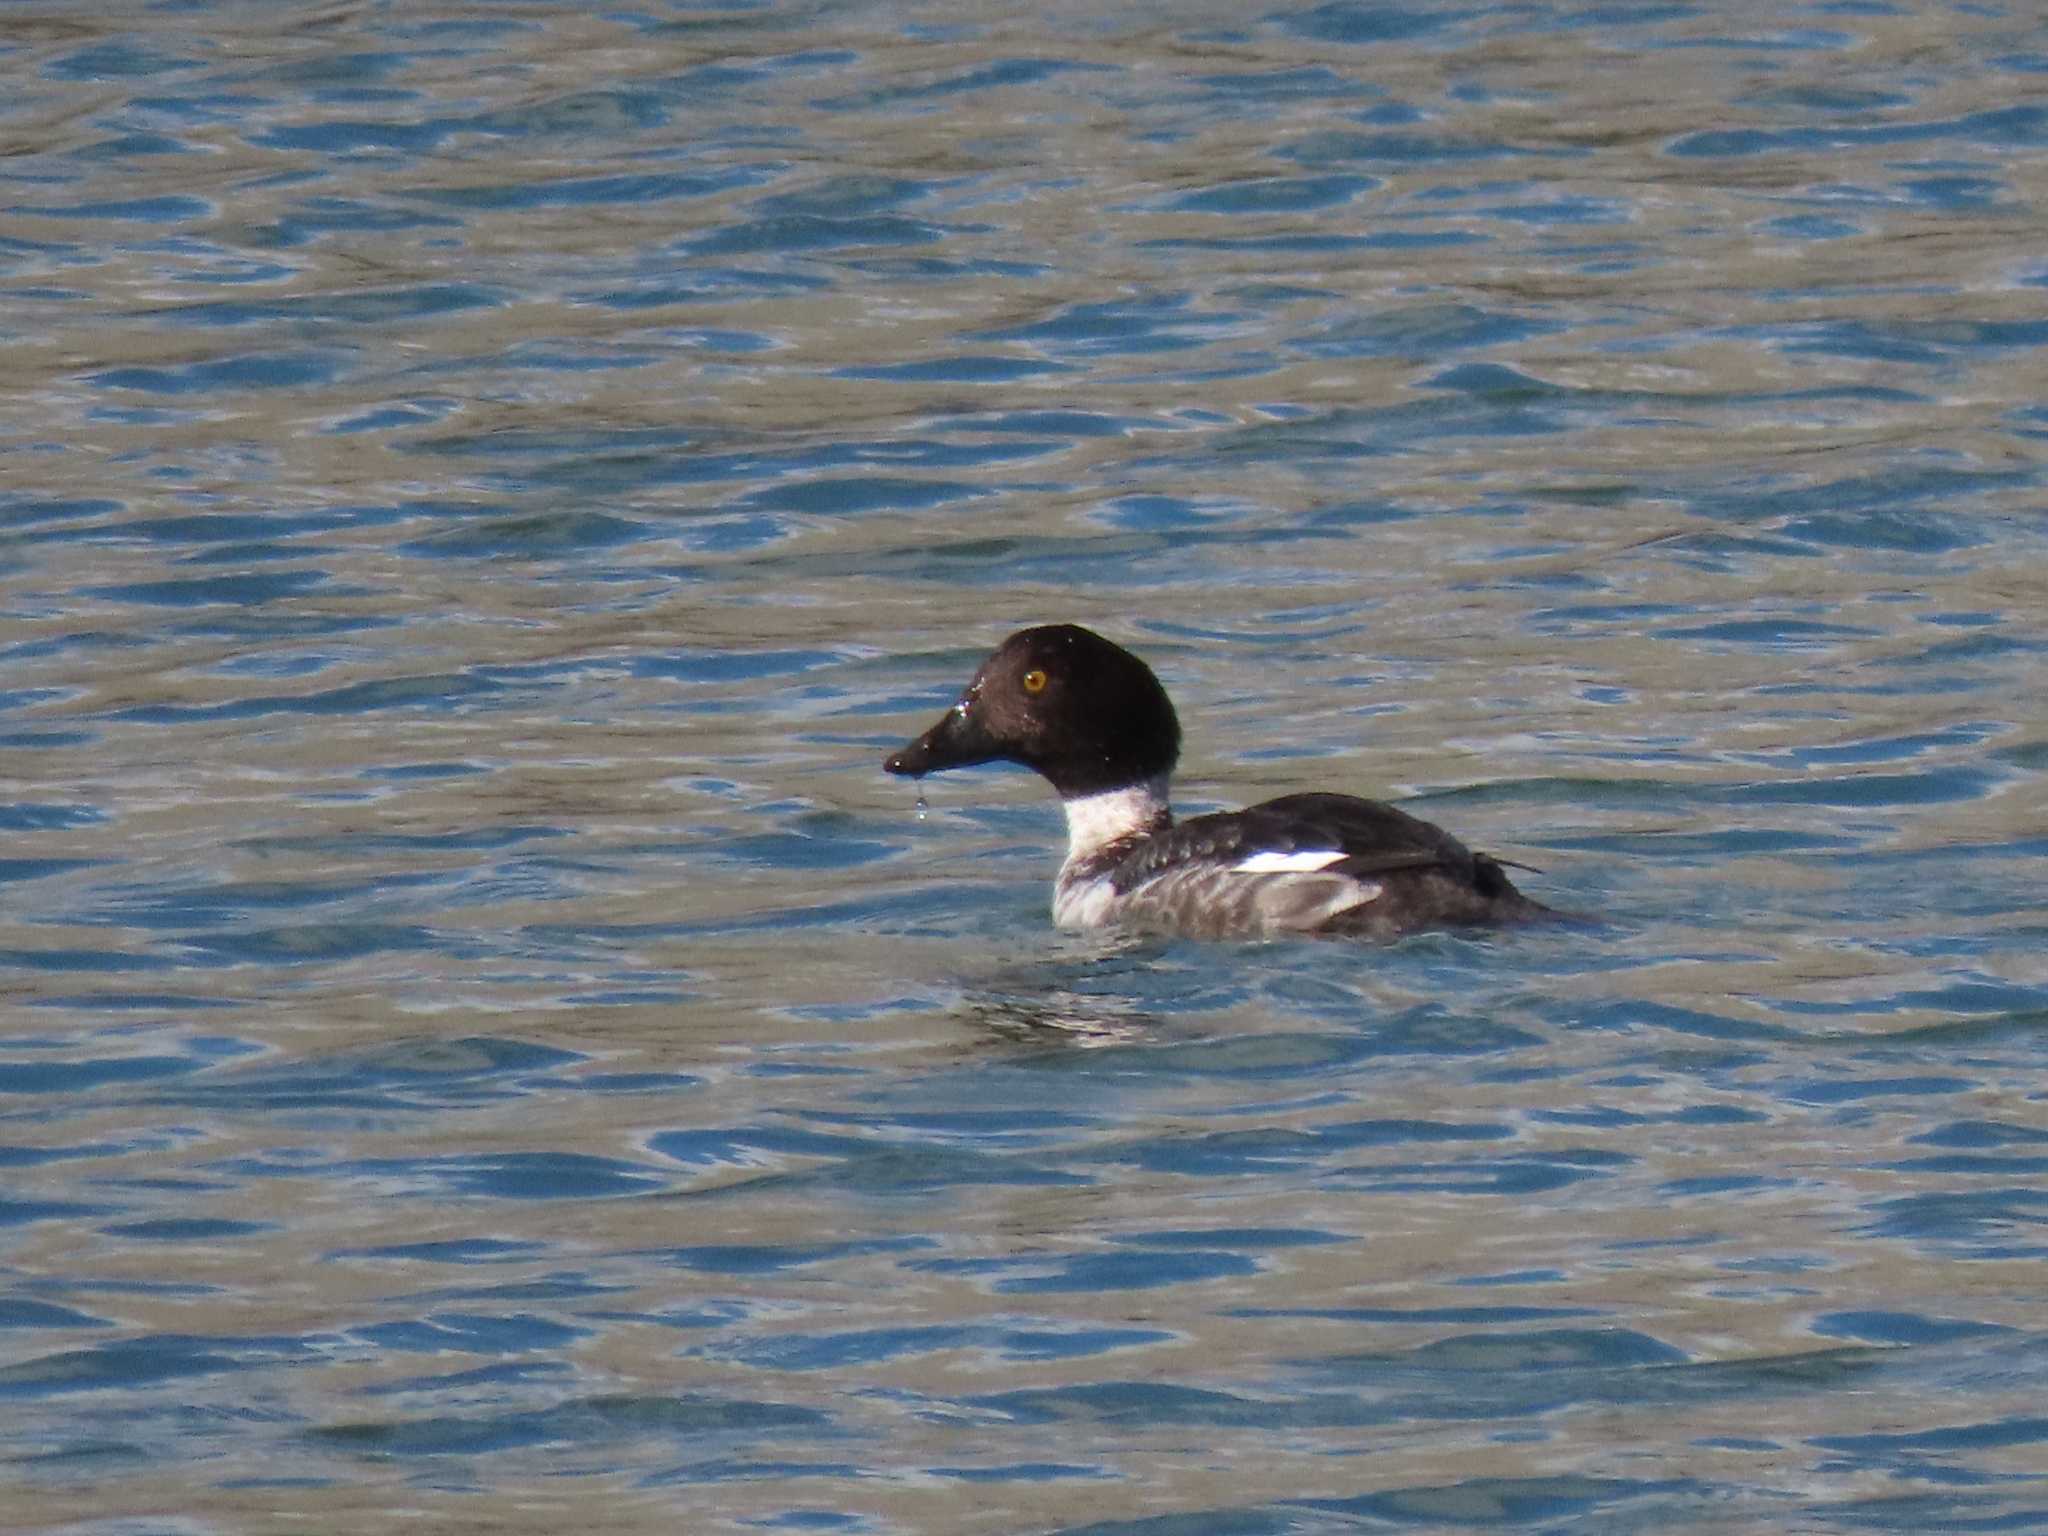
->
[956,932,1169,1047]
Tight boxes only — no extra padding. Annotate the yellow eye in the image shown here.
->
[1021,668,1048,694]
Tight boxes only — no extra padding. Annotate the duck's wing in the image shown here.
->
[1241,792,1491,879]
[1100,792,1539,939]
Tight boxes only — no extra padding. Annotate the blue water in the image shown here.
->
[5,1,2048,1531]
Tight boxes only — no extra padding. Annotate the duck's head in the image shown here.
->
[884,624,1181,798]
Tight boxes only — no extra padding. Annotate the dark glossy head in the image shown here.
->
[884,625,1182,798]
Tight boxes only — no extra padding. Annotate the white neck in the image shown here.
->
[1061,775,1171,863]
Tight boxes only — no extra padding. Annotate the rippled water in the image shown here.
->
[5,1,2048,1531]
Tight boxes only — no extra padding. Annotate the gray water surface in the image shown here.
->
[5,2,2048,1532]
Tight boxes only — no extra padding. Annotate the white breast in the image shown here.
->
[1061,777,1171,862]
[1052,872,1122,929]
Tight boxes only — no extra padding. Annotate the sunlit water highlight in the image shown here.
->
[4,1,2048,1532]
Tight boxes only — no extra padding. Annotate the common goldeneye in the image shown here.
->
[883,624,1554,941]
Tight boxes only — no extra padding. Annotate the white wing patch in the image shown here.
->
[1231,849,1348,874]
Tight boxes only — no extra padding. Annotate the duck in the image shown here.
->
[883,624,1555,941]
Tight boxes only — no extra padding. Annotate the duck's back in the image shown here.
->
[1088,791,1550,940]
